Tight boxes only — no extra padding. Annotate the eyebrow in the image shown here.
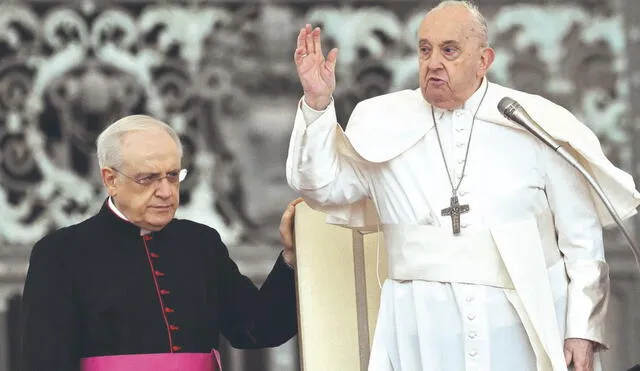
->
[440,40,460,46]
[418,39,460,46]
[136,169,180,176]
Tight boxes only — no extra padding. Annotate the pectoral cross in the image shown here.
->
[441,195,470,235]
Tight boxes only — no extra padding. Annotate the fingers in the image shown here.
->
[572,359,592,371]
[313,27,322,56]
[305,24,315,55]
[295,27,307,63]
[290,197,304,208]
[280,203,295,228]
[279,215,294,250]
[326,48,339,69]
[296,27,305,51]
[296,24,325,62]
[572,354,593,371]
[565,339,596,371]
[280,199,301,235]
[564,346,572,366]
[280,199,303,234]
[563,344,594,371]
[280,199,302,251]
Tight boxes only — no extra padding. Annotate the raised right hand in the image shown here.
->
[294,24,338,111]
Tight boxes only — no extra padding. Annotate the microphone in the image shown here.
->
[497,97,560,151]
[497,96,640,271]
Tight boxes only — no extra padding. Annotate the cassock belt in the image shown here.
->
[383,209,569,370]
[383,210,562,289]
[384,224,514,288]
[80,350,221,371]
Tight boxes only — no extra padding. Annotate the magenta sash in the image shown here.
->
[80,350,221,371]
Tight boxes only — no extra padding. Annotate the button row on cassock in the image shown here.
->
[144,235,182,352]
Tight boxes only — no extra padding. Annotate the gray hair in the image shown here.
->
[428,1,489,47]
[96,114,183,169]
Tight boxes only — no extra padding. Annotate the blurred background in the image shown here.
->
[0,0,638,370]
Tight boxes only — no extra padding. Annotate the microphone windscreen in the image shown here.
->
[497,96,517,114]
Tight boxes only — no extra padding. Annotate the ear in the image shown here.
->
[479,47,495,77]
[101,167,118,197]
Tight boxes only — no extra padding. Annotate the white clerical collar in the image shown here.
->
[432,77,488,120]
[463,77,488,114]
[108,197,151,235]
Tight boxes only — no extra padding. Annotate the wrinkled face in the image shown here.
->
[102,129,181,231]
[417,6,494,109]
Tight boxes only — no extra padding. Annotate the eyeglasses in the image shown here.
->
[112,168,188,187]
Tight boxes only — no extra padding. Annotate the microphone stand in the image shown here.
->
[499,99,640,271]
[554,146,640,270]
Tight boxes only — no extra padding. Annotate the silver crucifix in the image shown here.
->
[441,195,470,235]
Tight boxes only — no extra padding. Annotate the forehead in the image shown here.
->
[418,7,479,45]
[120,129,180,169]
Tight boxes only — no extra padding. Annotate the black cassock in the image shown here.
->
[20,200,298,371]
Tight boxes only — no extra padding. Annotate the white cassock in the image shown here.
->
[286,78,640,371]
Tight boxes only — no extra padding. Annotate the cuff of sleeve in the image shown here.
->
[263,252,296,288]
[300,96,334,124]
[564,261,610,349]
[565,320,608,349]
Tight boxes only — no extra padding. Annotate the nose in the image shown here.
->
[154,178,174,199]
[427,51,444,70]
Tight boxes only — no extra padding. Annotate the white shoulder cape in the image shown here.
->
[328,82,640,229]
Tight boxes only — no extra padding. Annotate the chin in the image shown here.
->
[422,93,444,107]
[146,212,175,229]
[145,218,172,231]
[424,93,456,110]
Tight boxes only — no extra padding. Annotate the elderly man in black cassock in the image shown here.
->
[20,114,300,371]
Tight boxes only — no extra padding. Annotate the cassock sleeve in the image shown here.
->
[212,230,297,349]
[20,234,80,371]
[286,97,371,208]
[541,143,609,347]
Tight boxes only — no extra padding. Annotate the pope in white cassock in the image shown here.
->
[286,1,640,371]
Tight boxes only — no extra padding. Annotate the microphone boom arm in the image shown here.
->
[499,97,640,271]
[555,146,640,270]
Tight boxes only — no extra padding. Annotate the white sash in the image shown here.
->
[383,208,567,371]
